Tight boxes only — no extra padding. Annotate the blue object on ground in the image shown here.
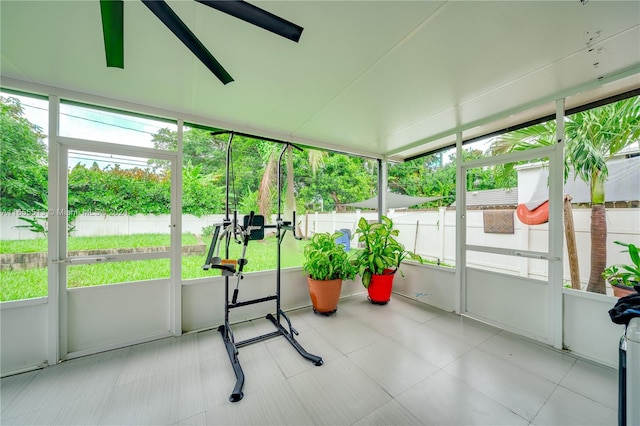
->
[336,228,351,251]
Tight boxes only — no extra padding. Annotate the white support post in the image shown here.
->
[549,99,566,349]
[47,95,61,365]
[438,207,446,264]
[170,120,183,336]
[379,157,388,220]
[454,133,465,315]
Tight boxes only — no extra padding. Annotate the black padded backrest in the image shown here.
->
[243,214,264,240]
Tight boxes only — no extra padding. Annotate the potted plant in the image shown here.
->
[352,216,424,304]
[602,241,640,297]
[302,231,356,315]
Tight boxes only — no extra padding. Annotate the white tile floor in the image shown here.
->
[1,295,619,425]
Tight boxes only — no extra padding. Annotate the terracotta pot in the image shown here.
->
[611,283,637,298]
[367,269,396,305]
[307,277,342,315]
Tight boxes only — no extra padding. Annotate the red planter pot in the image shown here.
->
[367,269,396,305]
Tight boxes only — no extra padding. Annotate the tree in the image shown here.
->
[0,96,48,211]
[149,127,227,175]
[296,152,376,212]
[68,163,171,215]
[490,96,640,294]
[388,149,512,208]
[256,144,329,217]
[181,162,224,215]
[149,128,264,214]
[256,142,280,217]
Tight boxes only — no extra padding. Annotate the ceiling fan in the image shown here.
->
[99,0,304,85]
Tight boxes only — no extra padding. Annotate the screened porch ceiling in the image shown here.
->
[1,0,639,160]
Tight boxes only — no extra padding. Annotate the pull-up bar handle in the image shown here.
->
[212,130,303,151]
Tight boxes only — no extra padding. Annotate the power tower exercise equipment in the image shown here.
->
[203,132,323,402]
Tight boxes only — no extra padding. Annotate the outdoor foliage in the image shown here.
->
[388,149,516,207]
[68,163,171,214]
[0,234,306,301]
[4,93,638,301]
[0,96,48,211]
[14,198,77,236]
[490,96,640,294]
[296,152,376,212]
[0,233,200,254]
[602,241,640,287]
[2,95,458,218]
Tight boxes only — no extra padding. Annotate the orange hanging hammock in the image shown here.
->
[516,200,549,225]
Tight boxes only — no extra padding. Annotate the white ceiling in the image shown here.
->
[2,0,639,160]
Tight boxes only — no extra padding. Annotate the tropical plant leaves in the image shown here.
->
[353,216,424,287]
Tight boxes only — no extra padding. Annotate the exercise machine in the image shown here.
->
[203,132,323,402]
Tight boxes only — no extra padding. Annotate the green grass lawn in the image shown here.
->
[188,235,307,278]
[0,233,200,253]
[0,233,308,301]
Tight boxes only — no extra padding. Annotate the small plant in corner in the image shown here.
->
[602,241,640,293]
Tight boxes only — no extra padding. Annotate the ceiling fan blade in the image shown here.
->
[141,0,233,85]
[195,0,303,43]
[100,0,124,68]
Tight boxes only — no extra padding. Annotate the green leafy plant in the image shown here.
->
[352,216,424,288]
[201,225,216,238]
[302,232,356,281]
[14,199,77,236]
[602,241,640,287]
[14,200,48,236]
[16,216,48,237]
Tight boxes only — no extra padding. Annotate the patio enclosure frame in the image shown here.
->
[0,81,630,376]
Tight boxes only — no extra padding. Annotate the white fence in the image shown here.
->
[2,208,638,289]
[302,208,640,289]
[0,212,228,240]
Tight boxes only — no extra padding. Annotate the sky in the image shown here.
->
[4,92,175,170]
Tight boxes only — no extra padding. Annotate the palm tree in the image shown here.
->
[491,96,640,294]
[257,142,279,217]
[257,143,326,218]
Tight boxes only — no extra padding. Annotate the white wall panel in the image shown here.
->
[0,300,48,376]
[393,263,456,312]
[66,280,170,355]
[0,268,629,375]
[181,267,364,333]
[466,267,548,342]
[563,288,624,368]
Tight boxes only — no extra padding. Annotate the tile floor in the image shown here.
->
[1,295,619,425]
